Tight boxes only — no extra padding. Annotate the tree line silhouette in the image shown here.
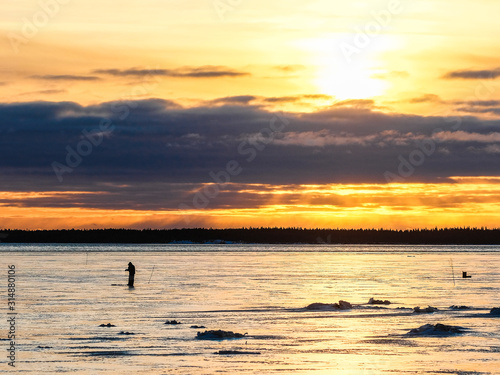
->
[0,227,499,244]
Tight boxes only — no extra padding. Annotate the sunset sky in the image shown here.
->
[1,0,500,229]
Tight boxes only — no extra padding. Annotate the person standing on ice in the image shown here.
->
[125,262,136,287]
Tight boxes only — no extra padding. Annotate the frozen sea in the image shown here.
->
[1,244,499,374]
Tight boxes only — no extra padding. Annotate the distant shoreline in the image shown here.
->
[1,228,500,245]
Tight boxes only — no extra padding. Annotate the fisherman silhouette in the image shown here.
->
[125,262,136,287]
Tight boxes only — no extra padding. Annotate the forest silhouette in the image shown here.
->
[0,227,499,244]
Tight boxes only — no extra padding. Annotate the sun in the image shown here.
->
[294,35,393,100]
[316,60,387,100]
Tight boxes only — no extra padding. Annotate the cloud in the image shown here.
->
[166,66,251,78]
[484,145,500,154]
[32,75,101,81]
[452,99,500,116]
[432,131,500,143]
[456,107,500,116]
[303,94,332,100]
[264,96,300,103]
[94,66,250,79]
[455,100,500,107]
[1,98,500,199]
[93,68,169,77]
[263,94,333,104]
[269,129,420,148]
[211,95,258,104]
[442,68,500,79]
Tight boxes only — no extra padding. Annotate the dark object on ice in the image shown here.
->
[99,323,116,327]
[490,307,500,316]
[368,298,391,305]
[125,262,135,287]
[190,325,206,329]
[407,323,465,336]
[118,331,135,335]
[165,320,182,325]
[413,306,438,313]
[215,350,261,355]
[449,305,471,310]
[462,271,471,278]
[196,330,247,340]
[306,300,353,311]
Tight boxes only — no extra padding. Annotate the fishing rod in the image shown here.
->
[148,265,155,284]
[450,257,455,286]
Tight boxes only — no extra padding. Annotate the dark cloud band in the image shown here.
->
[1,98,499,194]
[94,66,250,78]
[443,68,500,80]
